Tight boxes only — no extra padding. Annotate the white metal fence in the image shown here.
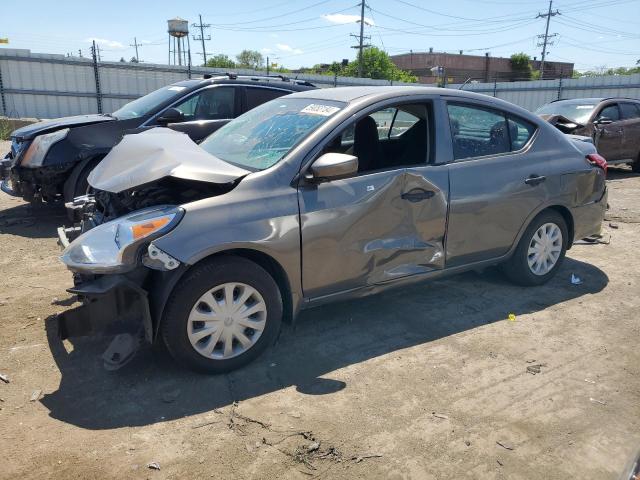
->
[1,48,639,119]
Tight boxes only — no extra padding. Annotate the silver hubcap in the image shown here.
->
[187,282,267,360]
[527,222,563,276]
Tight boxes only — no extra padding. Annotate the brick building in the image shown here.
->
[390,50,574,84]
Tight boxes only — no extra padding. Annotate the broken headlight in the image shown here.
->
[60,206,184,273]
[20,128,69,168]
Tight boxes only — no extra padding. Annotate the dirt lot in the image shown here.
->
[1,139,639,479]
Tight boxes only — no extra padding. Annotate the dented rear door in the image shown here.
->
[299,167,448,300]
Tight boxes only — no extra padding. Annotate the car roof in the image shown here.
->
[285,85,533,114]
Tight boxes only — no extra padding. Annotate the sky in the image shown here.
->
[1,0,639,72]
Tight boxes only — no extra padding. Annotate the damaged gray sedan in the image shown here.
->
[58,86,607,373]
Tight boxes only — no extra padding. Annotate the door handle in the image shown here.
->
[401,188,435,202]
[524,174,546,186]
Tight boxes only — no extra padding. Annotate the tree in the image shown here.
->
[206,54,236,69]
[119,57,126,62]
[342,47,416,82]
[510,53,532,80]
[236,50,264,69]
[130,56,139,63]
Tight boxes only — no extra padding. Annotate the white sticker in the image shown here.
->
[168,86,186,91]
[576,105,594,109]
[301,104,340,116]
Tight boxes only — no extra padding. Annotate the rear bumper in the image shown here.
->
[572,186,608,241]
[58,275,153,343]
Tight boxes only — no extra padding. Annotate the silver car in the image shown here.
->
[58,86,607,373]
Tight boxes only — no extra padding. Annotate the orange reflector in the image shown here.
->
[131,217,170,240]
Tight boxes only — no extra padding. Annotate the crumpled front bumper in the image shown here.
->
[58,274,153,343]
[0,157,21,197]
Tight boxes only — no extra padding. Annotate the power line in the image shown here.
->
[536,0,560,79]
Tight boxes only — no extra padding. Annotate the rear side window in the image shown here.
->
[620,103,640,120]
[447,103,536,160]
[246,87,287,110]
[598,104,620,122]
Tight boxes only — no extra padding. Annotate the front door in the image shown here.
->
[163,86,238,142]
[594,103,624,161]
[298,101,448,300]
[445,101,544,266]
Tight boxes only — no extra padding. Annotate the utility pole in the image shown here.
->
[537,0,560,79]
[130,37,140,62]
[349,1,371,78]
[192,14,211,65]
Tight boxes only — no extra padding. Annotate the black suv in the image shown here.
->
[1,74,315,205]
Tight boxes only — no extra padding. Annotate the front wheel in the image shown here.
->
[161,256,283,374]
[502,210,568,286]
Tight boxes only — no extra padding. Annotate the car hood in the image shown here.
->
[88,128,250,193]
[11,114,115,140]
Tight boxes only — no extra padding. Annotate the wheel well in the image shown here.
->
[196,249,294,323]
[546,205,575,249]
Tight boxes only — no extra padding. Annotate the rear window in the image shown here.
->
[447,103,536,160]
[246,87,288,110]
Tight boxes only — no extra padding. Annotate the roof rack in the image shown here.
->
[219,72,313,86]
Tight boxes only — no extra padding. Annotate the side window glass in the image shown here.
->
[173,95,198,119]
[370,108,396,139]
[508,117,536,150]
[447,104,510,160]
[620,103,640,120]
[173,87,235,121]
[246,88,285,110]
[599,104,620,122]
[390,109,420,138]
[321,103,430,174]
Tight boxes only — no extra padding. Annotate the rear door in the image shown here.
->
[619,102,640,161]
[445,101,542,266]
[163,86,239,142]
[593,103,624,161]
[298,100,448,299]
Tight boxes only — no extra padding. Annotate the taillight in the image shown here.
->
[587,153,607,176]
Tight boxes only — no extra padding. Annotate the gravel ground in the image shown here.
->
[0,141,638,479]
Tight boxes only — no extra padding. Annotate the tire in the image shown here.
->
[502,210,568,286]
[161,256,283,374]
[63,158,101,221]
[631,152,640,173]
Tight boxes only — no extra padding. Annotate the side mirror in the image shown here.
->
[307,153,358,182]
[157,107,184,125]
[594,116,613,126]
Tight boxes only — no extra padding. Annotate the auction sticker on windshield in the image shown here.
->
[301,104,341,116]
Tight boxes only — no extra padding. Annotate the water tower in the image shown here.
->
[167,17,190,66]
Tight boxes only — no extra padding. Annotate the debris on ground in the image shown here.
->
[147,462,161,470]
[609,222,619,229]
[590,397,607,405]
[571,274,583,285]
[508,313,516,322]
[526,363,546,375]
[351,454,383,463]
[30,389,42,401]
[432,412,449,420]
[0,373,9,384]
[497,440,514,451]
[497,459,504,466]
[464,440,471,446]
[584,378,596,384]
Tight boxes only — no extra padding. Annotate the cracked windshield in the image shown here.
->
[199,98,345,170]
